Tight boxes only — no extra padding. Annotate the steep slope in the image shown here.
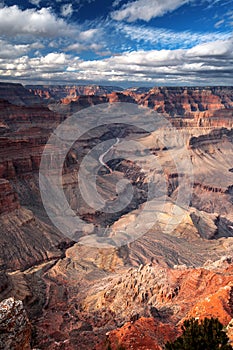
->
[0,83,233,350]
[0,83,41,106]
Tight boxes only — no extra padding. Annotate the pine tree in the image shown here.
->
[165,317,233,350]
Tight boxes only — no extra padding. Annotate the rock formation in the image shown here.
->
[27,84,123,103]
[0,83,232,349]
[0,83,41,107]
[0,179,19,214]
[99,317,178,350]
[0,297,31,350]
[0,95,69,271]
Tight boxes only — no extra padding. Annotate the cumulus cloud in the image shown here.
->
[111,0,189,22]
[0,4,102,63]
[65,42,102,53]
[187,38,233,56]
[0,5,75,37]
[0,40,30,59]
[0,38,232,85]
[0,52,72,80]
[76,38,233,84]
[65,43,87,52]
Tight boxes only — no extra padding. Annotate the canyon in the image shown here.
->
[0,82,233,349]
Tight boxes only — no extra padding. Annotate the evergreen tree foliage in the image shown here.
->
[165,317,233,350]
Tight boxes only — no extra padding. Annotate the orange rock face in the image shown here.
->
[101,317,178,350]
[185,283,233,325]
[75,261,233,350]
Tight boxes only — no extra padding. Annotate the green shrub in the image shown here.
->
[165,317,233,350]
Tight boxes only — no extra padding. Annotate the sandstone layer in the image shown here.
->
[0,83,233,349]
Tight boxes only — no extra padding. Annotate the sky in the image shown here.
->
[0,0,232,86]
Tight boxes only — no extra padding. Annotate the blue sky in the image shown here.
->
[0,0,232,86]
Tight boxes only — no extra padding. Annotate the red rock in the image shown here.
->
[27,84,123,103]
[0,178,19,214]
[98,317,177,350]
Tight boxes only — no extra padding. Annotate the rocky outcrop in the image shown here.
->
[107,91,136,104]
[0,179,19,214]
[0,92,68,272]
[28,257,233,349]
[137,86,233,117]
[40,85,233,118]
[185,284,233,325]
[0,83,41,106]
[100,317,178,350]
[50,94,109,114]
[0,98,61,133]
[47,86,233,130]
[0,135,48,179]
[0,207,67,271]
[0,297,31,350]
[27,84,123,103]
[189,127,233,149]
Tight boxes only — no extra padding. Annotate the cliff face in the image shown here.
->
[0,297,31,350]
[137,86,233,117]
[0,179,19,214]
[27,84,123,103]
[0,83,41,107]
[100,317,178,350]
[48,86,233,128]
[0,98,61,133]
[28,85,233,120]
[25,254,233,350]
[88,260,233,350]
[0,83,233,350]
[0,97,68,271]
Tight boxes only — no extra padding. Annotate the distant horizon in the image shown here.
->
[0,80,233,90]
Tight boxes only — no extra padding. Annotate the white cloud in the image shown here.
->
[74,38,233,84]
[39,52,68,65]
[0,37,232,85]
[0,5,75,37]
[79,29,99,41]
[112,0,124,7]
[187,38,233,56]
[66,43,86,52]
[61,3,73,17]
[29,0,41,6]
[0,40,30,58]
[0,4,102,62]
[118,23,233,48]
[214,19,225,28]
[111,0,189,22]
[0,52,73,80]
[65,42,102,53]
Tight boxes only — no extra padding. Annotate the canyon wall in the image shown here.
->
[0,83,233,349]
